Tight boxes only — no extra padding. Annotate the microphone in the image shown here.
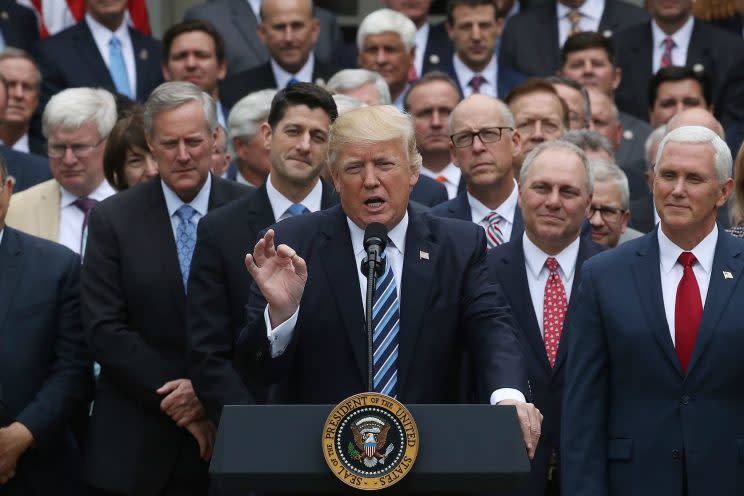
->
[360,223,387,278]
[360,223,387,391]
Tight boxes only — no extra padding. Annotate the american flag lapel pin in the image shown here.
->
[723,270,733,279]
[139,49,148,61]
[419,250,429,260]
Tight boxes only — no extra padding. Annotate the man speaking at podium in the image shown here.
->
[236,104,542,457]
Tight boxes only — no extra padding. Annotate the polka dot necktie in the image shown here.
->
[543,257,567,367]
[661,37,676,68]
[175,205,198,292]
[567,10,582,37]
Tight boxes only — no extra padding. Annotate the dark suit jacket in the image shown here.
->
[421,22,454,75]
[0,227,92,496]
[410,175,448,207]
[187,181,338,424]
[614,20,744,122]
[0,0,39,51]
[562,228,744,495]
[499,0,649,77]
[235,205,528,404]
[81,175,250,495]
[0,145,50,193]
[630,193,655,233]
[439,56,527,99]
[488,234,604,496]
[219,59,338,108]
[184,0,342,77]
[33,21,162,106]
[430,191,525,243]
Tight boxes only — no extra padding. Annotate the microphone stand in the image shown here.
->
[362,251,385,392]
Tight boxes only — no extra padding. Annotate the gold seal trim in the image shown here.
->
[322,392,419,491]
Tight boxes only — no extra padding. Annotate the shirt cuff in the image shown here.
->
[264,305,299,358]
[490,388,526,405]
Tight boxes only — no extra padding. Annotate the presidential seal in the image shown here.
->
[322,392,419,491]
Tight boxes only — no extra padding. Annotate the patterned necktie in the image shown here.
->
[407,64,418,83]
[675,252,702,373]
[175,205,198,292]
[373,251,400,398]
[567,9,582,37]
[73,197,98,256]
[484,211,505,249]
[543,257,567,367]
[108,35,132,99]
[661,37,676,68]
[469,75,486,94]
[286,203,309,217]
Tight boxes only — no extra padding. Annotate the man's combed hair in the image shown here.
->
[267,82,338,130]
[42,87,117,139]
[143,81,217,136]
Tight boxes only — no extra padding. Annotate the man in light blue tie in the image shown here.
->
[236,104,544,460]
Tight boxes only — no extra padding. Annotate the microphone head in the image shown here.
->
[363,223,388,251]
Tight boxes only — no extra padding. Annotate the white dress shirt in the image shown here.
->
[59,180,117,254]
[557,0,604,47]
[651,16,694,73]
[271,53,315,89]
[85,14,137,98]
[413,22,430,78]
[0,228,4,245]
[265,174,323,221]
[10,134,30,154]
[236,171,259,188]
[420,163,461,200]
[468,180,519,242]
[248,0,262,21]
[264,212,526,404]
[523,233,580,336]
[161,173,212,241]
[658,224,716,342]
[452,54,498,98]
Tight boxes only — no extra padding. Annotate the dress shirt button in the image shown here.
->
[681,395,690,405]
[672,449,681,460]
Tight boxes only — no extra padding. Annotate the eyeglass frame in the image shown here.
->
[47,137,106,159]
[450,126,514,148]
[588,204,626,222]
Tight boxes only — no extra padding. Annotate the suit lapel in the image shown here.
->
[144,180,185,304]
[244,184,276,234]
[320,179,339,209]
[0,229,23,332]
[511,207,525,242]
[229,0,267,60]
[39,182,60,241]
[448,192,471,220]
[319,207,367,383]
[75,22,115,88]
[130,28,154,101]
[686,231,744,374]
[397,210,438,396]
[686,22,711,67]
[632,231,683,376]
[540,8,560,72]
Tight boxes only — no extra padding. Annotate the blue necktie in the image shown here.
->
[175,205,198,291]
[109,35,132,99]
[372,251,400,398]
[286,203,309,216]
[286,77,299,87]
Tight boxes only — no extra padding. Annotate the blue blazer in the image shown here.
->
[562,228,744,495]
[0,227,93,496]
[430,191,525,243]
[488,234,604,496]
[235,205,528,404]
[410,174,448,207]
[0,146,50,193]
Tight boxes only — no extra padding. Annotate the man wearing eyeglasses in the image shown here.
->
[486,140,604,496]
[588,159,642,247]
[432,93,525,244]
[6,87,117,255]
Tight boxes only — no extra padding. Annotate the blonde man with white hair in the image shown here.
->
[237,104,543,461]
[6,87,117,254]
[226,88,277,186]
[356,8,417,109]
[326,68,391,105]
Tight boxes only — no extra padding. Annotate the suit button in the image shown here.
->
[672,449,681,460]
[681,395,690,405]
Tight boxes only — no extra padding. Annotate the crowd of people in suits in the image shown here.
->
[1,0,744,494]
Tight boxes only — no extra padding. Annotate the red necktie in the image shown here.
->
[675,252,702,373]
[469,75,485,94]
[661,37,675,68]
[543,257,567,367]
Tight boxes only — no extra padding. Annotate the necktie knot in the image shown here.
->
[469,75,486,93]
[567,9,582,35]
[435,175,447,183]
[110,35,120,48]
[286,203,309,217]
[545,257,559,273]
[663,37,676,49]
[678,251,696,269]
[175,204,197,224]
[287,77,299,87]
[484,212,504,249]
[73,197,97,214]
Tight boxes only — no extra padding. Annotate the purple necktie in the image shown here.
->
[73,197,97,256]
[469,75,486,94]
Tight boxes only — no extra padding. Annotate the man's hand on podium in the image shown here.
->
[499,400,542,460]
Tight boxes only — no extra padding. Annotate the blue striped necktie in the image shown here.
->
[372,251,400,398]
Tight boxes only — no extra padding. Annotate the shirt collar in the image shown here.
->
[658,222,717,275]
[557,0,604,20]
[85,12,130,45]
[0,228,4,246]
[60,179,117,208]
[421,162,460,184]
[265,173,323,219]
[452,53,497,85]
[270,52,315,89]
[467,179,518,225]
[248,0,262,20]
[522,230,581,281]
[652,15,694,49]
[348,212,409,259]
[161,173,212,218]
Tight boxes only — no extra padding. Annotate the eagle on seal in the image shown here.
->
[351,423,390,462]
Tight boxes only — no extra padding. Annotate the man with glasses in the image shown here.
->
[432,93,525,244]
[505,79,569,177]
[587,159,642,247]
[6,87,117,255]
[487,140,604,496]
